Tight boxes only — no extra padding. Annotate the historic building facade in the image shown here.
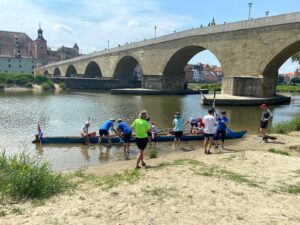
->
[0,25,80,74]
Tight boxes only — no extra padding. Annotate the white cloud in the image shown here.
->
[53,24,73,35]
[128,19,139,27]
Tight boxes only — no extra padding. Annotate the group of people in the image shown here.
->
[80,103,273,169]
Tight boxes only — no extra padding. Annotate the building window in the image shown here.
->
[19,65,22,68]
[32,72,34,75]
[32,61,34,63]
[8,64,11,68]
[41,47,44,50]
[32,66,34,69]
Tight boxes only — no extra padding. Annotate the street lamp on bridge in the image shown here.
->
[266,11,270,17]
[107,40,110,49]
[248,2,253,20]
[154,25,157,38]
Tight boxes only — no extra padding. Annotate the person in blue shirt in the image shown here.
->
[215,111,229,149]
[98,118,118,146]
[117,119,132,154]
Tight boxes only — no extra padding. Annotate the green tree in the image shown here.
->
[291,52,300,65]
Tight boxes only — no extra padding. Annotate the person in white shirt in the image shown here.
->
[203,108,217,154]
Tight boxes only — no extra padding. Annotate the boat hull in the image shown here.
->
[32,130,247,144]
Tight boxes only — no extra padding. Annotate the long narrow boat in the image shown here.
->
[32,130,247,144]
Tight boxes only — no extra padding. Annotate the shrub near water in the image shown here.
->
[269,116,300,134]
[0,152,70,202]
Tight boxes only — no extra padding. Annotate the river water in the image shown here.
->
[1,91,300,171]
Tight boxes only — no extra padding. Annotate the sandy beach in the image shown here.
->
[1,133,300,225]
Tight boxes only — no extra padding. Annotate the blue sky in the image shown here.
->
[0,0,299,72]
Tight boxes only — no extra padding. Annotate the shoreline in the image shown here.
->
[1,133,300,225]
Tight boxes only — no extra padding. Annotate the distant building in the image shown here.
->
[184,62,223,83]
[0,25,80,74]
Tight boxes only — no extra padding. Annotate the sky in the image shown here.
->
[0,0,299,73]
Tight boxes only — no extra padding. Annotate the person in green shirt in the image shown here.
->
[131,110,152,169]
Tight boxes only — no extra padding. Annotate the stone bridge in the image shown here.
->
[42,12,300,98]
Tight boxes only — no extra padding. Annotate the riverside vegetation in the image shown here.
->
[0,73,65,91]
[269,115,300,134]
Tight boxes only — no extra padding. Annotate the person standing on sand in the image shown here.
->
[173,112,183,147]
[131,110,152,169]
[203,108,217,154]
[260,104,273,143]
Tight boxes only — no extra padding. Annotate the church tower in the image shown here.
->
[32,23,48,65]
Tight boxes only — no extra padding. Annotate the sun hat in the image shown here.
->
[260,104,268,108]
[117,119,122,122]
[109,118,116,121]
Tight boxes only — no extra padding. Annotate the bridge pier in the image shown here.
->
[142,74,185,90]
[222,76,276,98]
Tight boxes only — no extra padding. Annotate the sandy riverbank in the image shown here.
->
[1,133,300,225]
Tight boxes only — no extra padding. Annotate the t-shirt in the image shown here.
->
[81,125,89,133]
[217,116,228,131]
[203,115,217,134]
[99,120,114,131]
[117,122,132,135]
[131,118,151,138]
[173,117,183,132]
[261,109,273,121]
[190,117,197,125]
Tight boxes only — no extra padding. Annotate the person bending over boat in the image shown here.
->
[203,108,217,155]
[184,117,198,134]
[98,118,118,146]
[173,112,183,147]
[260,104,273,143]
[117,119,132,153]
[81,122,91,144]
[215,111,228,149]
[131,110,152,169]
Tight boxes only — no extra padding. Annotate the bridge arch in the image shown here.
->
[84,61,102,78]
[162,45,222,89]
[65,65,77,77]
[263,40,300,76]
[113,55,143,80]
[53,67,61,77]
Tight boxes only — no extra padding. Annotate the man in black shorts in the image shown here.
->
[260,104,273,142]
[116,119,132,154]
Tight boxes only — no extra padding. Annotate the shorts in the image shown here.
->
[191,122,198,127]
[123,132,132,143]
[215,130,226,142]
[204,133,214,138]
[99,129,109,137]
[260,120,268,129]
[136,137,148,150]
[174,131,183,139]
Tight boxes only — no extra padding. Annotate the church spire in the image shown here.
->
[38,22,43,39]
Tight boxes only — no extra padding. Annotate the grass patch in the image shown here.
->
[268,148,290,156]
[148,148,158,159]
[96,170,141,190]
[276,85,300,92]
[192,164,259,187]
[0,151,72,203]
[285,184,300,194]
[269,116,300,134]
[142,186,176,198]
[0,73,55,90]
[11,206,23,215]
[58,82,66,89]
[188,83,221,92]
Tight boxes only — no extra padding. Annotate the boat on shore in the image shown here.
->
[32,130,247,144]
